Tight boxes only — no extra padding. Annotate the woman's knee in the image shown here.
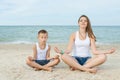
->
[61,54,68,60]
[99,54,107,63]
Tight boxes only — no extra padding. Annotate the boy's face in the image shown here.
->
[38,33,48,43]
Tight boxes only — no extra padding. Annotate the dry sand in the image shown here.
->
[0,43,120,80]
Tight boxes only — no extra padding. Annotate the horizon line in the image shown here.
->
[0,24,120,27]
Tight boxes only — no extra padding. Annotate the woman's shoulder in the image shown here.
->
[71,31,78,37]
[69,32,77,40]
[89,37,96,43]
[71,31,77,36]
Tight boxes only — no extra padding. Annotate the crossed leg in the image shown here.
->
[26,56,52,71]
[83,54,107,68]
[44,55,60,67]
[54,47,97,73]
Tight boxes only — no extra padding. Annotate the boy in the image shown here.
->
[26,29,60,71]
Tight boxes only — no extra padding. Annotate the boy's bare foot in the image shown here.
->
[46,67,53,72]
[43,66,53,72]
[35,66,52,72]
[34,68,41,71]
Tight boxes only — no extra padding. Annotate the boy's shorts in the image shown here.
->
[73,56,91,65]
[35,60,50,65]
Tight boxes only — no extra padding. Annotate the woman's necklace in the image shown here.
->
[79,31,86,40]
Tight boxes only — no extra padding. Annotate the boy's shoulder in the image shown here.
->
[48,44,51,48]
[33,43,37,46]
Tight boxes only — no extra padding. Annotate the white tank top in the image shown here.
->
[36,42,49,60]
[72,31,91,57]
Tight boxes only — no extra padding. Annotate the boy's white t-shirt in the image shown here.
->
[36,42,48,60]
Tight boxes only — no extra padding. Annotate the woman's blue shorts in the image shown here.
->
[73,56,91,65]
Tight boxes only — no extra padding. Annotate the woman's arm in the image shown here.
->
[65,33,75,54]
[90,38,115,55]
[46,45,59,60]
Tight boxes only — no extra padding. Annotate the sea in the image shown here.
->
[0,25,120,44]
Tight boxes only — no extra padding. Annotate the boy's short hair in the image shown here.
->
[38,29,48,35]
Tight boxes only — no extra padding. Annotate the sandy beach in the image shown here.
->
[0,43,120,80]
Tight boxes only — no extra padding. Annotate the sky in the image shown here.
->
[0,0,120,25]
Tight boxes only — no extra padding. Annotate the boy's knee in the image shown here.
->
[27,56,32,60]
[55,58,60,65]
[26,57,32,65]
[57,58,60,63]
[26,59,30,65]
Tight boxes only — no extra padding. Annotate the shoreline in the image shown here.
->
[0,41,120,45]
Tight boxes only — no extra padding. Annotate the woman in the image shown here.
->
[54,15,115,73]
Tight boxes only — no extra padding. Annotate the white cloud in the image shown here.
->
[0,0,37,15]
[0,0,120,25]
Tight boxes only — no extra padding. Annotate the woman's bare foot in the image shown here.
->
[88,68,97,73]
[69,66,76,71]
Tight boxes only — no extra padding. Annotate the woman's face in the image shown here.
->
[78,17,88,28]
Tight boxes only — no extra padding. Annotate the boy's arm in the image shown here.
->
[32,44,37,60]
[46,45,58,60]
[46,45,52,60]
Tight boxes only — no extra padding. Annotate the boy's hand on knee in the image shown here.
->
[54,55,59,59]
[28,56,35,61]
